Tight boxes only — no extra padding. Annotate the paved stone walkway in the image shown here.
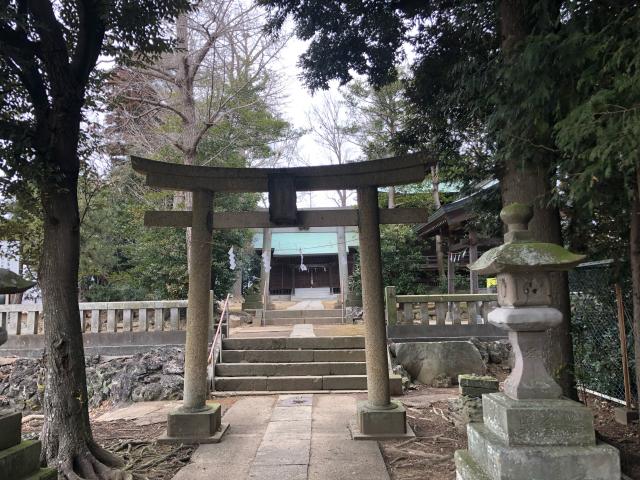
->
[286,300,325,310]
[172,394,390,480]
[289,324,315,338]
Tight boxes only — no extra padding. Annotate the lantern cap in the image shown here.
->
[469,203,585,275]
[0,268,36,295]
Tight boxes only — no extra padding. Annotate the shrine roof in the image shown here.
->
[252,231,359,256]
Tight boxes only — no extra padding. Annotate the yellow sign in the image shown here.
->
[486,278,497,288]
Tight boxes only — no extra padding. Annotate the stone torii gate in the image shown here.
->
[131,152,434,442]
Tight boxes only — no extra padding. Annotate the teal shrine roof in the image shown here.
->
[252,231,359,256]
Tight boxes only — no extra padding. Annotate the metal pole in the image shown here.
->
[615,283,633,409]
[357,186,391,408]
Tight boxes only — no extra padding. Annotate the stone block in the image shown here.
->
[0,439,41,480]
[161,404,227,444]
[215,376,268,391]
[454,449,491,480]
[0,410,22,450]
[323,375,367,390]
[461,386,498,397]
[482,393,595,447]
[357,400,407,435]
[328,362,367,375]
[266,376,322,391]
[313,349,365,362]
[389,373,403,395]
[393,341,485,385]
[466,423,620,480]
[614,407,639,425]
[459,374,499,391]
[449,396,484,433]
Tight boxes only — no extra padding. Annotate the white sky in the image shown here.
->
[272,30,360,208]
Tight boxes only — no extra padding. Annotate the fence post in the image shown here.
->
[615,283,633,409]
[385,286,397,326]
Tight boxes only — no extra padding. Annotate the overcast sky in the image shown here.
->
[272,31,360,208]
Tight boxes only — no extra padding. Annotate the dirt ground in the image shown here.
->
[381,387,465,480]
[584,394,640,479]
[381,387,640,480]
[18,389,640,479]
[21,398,238,480]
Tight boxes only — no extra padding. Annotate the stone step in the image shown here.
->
[215,374,403,393]
[222,349,366,363]
[216,362,366,377]
[265,309,342,319]
[264,317,344,326]
[222,336,365,351]
[0,440,41,480]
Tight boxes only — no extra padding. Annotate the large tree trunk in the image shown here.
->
[499,0,575,398]
[630,162,640,406]
[39,115,127,479]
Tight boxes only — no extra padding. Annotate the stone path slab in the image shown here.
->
[172,393,390,480]
[286,300,325,311]
[290,324,315,337]
[95,400,180,426]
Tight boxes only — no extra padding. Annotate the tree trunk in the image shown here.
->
[499,0,575,399]
[630,162,640,406]
[175,13,198,269]
[39,116,127,479]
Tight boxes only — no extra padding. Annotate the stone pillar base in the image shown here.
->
[158,404,229,444]
[455,393,620,479]
[351,400,415,440]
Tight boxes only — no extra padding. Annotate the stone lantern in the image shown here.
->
[0,268,35,346]
[455,203,620,480]
[0,270,54,478]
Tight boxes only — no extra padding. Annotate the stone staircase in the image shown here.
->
[263,309,344,326]
[214,336,402,393]
[0,411,56,480]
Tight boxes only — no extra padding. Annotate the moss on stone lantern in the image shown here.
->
[470,203,585,399]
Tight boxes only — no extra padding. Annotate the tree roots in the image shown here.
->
[57,441,132,480]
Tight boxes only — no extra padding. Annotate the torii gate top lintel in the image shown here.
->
[132,151,433,227]
[130,151,433,193]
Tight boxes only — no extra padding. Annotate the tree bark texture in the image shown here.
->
[39,114,128,479]
[499,0,575,398]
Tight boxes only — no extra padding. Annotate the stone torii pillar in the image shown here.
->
[161,189,228,444]
[354,186,412,439]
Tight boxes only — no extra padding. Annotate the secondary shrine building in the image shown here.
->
[253,226,358,299]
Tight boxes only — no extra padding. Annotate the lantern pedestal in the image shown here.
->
[455,394,619,480]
